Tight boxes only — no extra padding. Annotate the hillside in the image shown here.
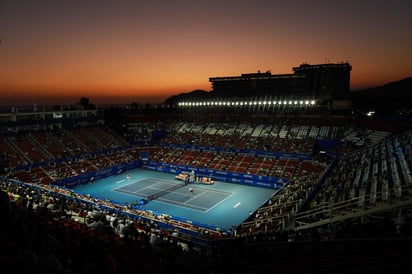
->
[163,89,210,105]
[350,77,412,113]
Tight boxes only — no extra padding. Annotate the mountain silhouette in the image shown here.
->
[350,77,412,113]
[163,89,210,105]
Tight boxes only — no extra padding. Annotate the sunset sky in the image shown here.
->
[1,0,411,106]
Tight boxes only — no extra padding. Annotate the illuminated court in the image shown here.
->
[73,168,278,231]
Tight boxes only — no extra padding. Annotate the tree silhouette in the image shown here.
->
[78,97,95,109]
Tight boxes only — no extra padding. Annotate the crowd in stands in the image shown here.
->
[1,113,412,272]
[2,173,411,273]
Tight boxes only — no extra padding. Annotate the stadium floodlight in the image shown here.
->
[175,98,319,108]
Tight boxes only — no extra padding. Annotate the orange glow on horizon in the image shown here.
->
[1,63,410,106]
[0,83,212,106]
[1,1,411,106]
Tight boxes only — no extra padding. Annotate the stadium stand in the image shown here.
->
[1,101,411,273]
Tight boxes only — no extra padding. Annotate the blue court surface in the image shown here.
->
[73,168,278,231]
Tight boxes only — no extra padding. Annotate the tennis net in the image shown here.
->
[148,181,187,200]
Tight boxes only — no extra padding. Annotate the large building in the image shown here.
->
[209,62,352,101]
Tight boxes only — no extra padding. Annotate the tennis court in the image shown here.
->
[73,168,278,231]
[113,177,232,212]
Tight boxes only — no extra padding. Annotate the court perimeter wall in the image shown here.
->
[146,161,287,189]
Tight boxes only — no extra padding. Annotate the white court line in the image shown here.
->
[233,202,241,208]
[115,179,125,184]
[205,191,235,213]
